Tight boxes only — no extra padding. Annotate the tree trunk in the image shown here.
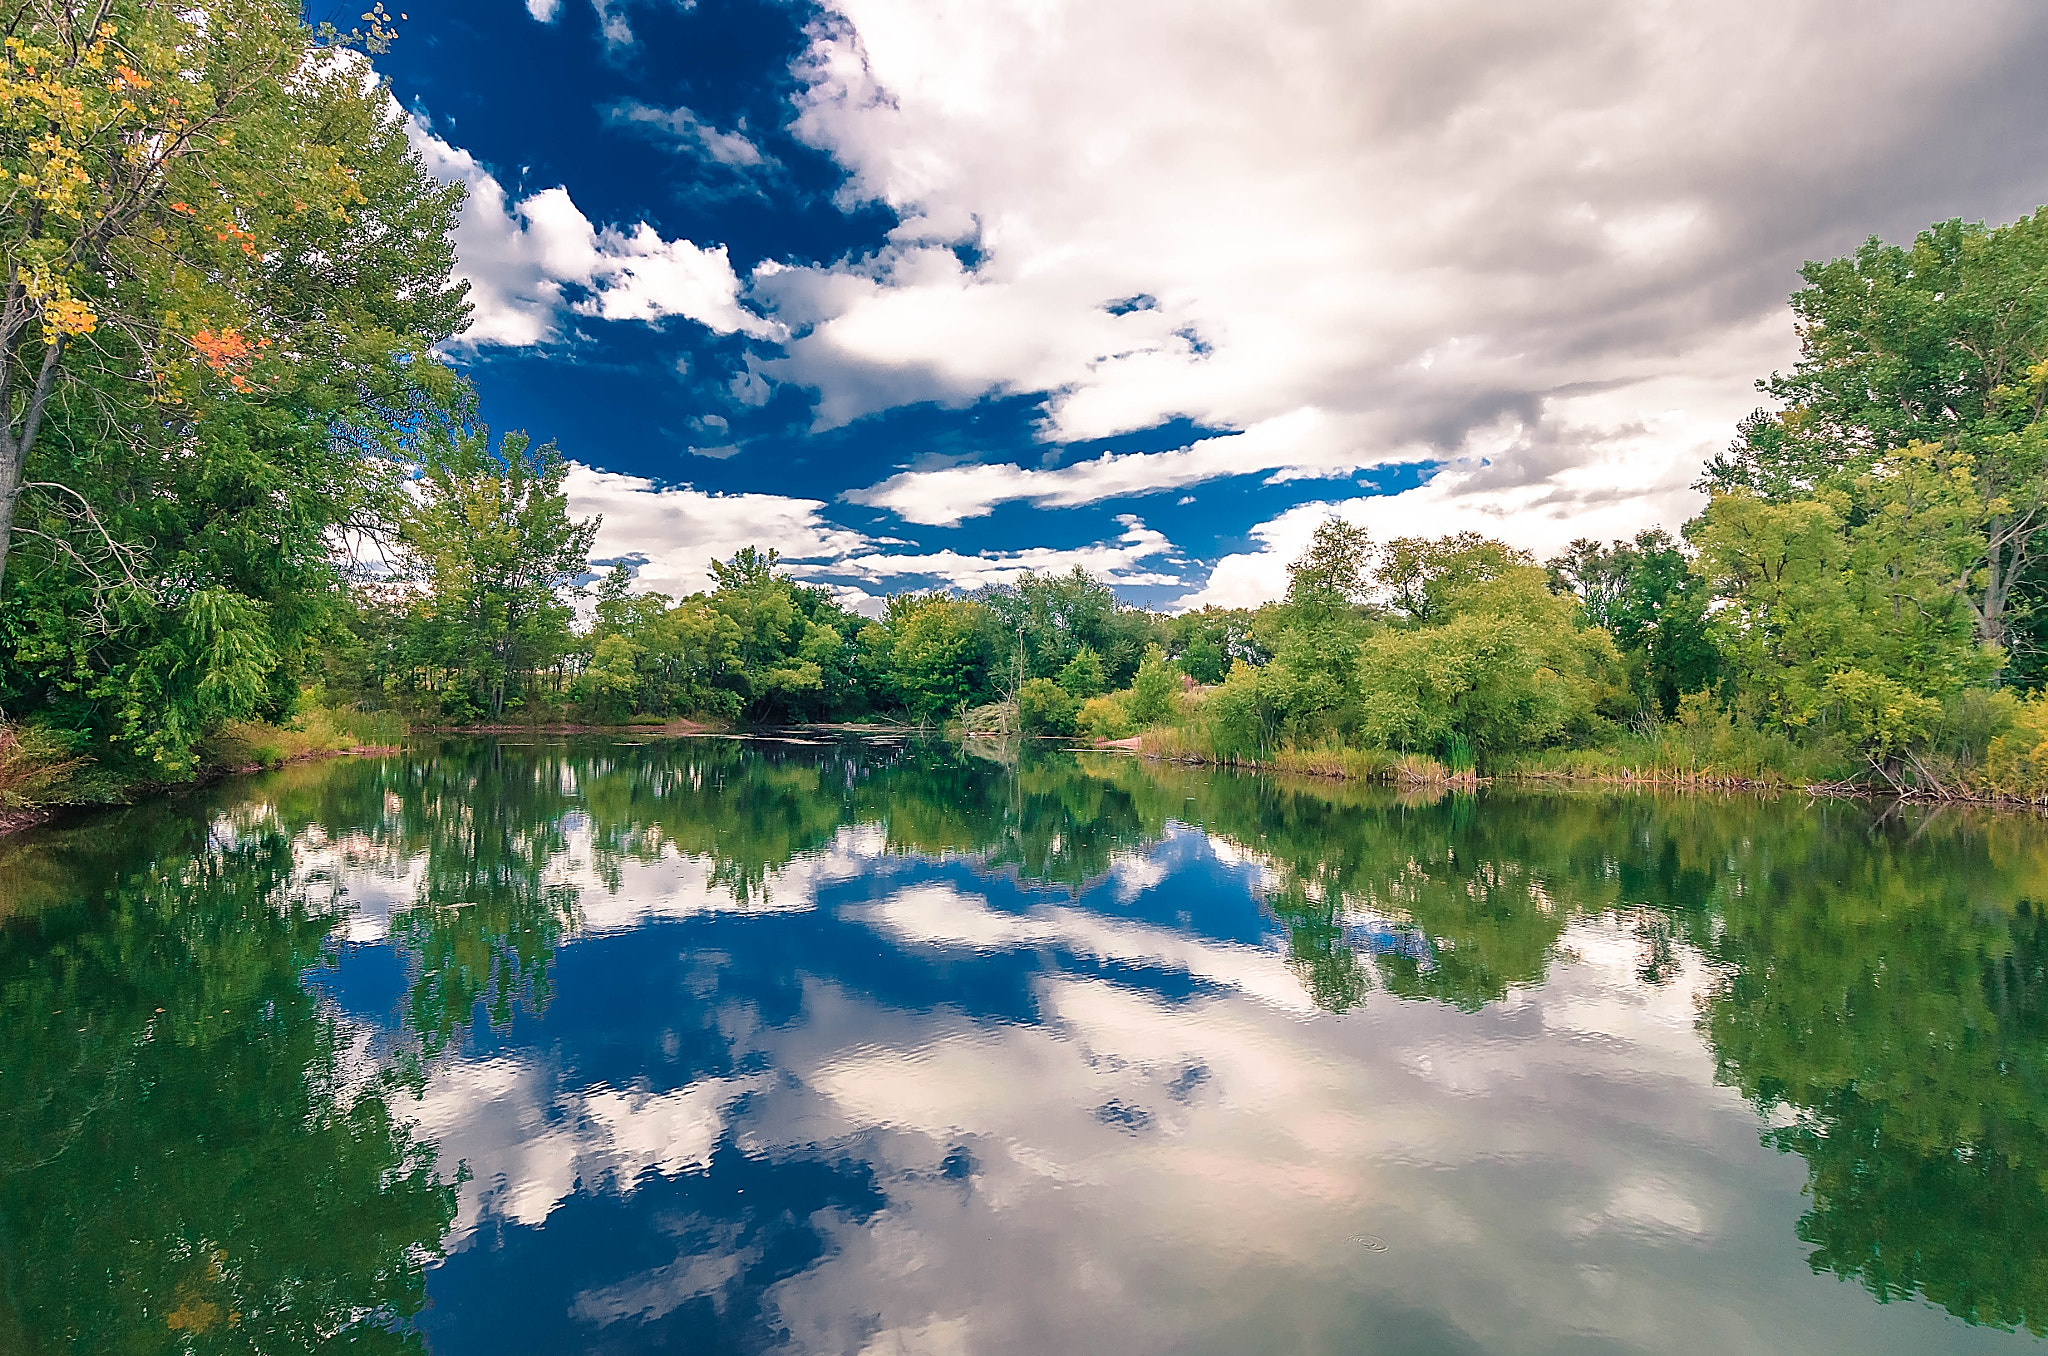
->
[0,337,69,595]
[0,442,20,594]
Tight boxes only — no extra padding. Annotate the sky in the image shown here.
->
[367,0,2048,613]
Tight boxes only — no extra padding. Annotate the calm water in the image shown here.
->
[4,736,2047,1355]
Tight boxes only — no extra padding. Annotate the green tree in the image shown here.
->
[0,4,467,772]
[1058,646,1107,698]
[1704,212,2048,658]
[881,592,998,721]
[0,0,448,590]
[1547,529,1719,716]
[398,407,597,720]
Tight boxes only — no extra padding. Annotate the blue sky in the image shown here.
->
[372,0,2048,612]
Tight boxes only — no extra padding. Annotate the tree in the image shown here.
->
[399,409,597,720]
[1058,646,1107,698]
[977,567,1162,689]
[1285,517,1374,620]
[1166,606,1258,684]
[1356,570,1620,765]
[880,593,997,722]
[1547,530,1718,717]
[1377,533,1530,626]
[0,0,451,590]
[0,1,468,773]
[1703,212,2048,657]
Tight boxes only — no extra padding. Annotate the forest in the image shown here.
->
[3,0,2048,810]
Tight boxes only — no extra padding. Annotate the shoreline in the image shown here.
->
[410,718,717,736]
[0,742,402,841]
[12,727,2044,842]
[1110,742,2048,810]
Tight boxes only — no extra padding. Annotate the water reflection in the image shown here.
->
[2,736,2045,1352]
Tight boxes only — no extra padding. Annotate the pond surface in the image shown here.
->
[3,735,2047,1354]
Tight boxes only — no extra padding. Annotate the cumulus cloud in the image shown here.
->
[525,0,562,22]
[1175,356,1761,609]
[562,465,1189,611]
[405,118,783,347]
[762,0,2048,563]
[566,464,871,597]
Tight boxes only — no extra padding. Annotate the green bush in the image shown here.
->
[1018,677,1080,735]
[1058,647,1107,698]
[1077,693,1133,740]
[1126,646,1179,726]
[1986,694,2048,799]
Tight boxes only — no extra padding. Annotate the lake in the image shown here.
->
[2,734,2045,1354]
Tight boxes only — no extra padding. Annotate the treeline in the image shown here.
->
[279,204,2048,799]
[4,0,2048,804]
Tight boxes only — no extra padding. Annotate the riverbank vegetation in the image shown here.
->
[3,4,2048,812]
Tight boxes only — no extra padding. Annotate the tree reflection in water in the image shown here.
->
[3,735,2047,1343]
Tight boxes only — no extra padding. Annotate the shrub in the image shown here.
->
[1820,668,1942,763]
[1018,678,1079,735]
[1058,647,1107,698]
[1986,694,2048,800]
[1077,694,1133,740]
[1125,646,1179,726]
[0,724,91,809]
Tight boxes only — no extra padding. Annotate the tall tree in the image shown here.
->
[399,410,597,721]
[1547,530,1718,717]
[1703,212,2048,657]
[0,0,446,588]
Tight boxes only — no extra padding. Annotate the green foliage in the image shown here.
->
[1285,517,1374,620]
[1547,529,1718,716]
[1166,606,1259,684]
[1076,692,1133,740]
[977,566,1164,689]
[1987,693,2048,799]
[0,0,468,778]
[1058,645,1107,698]
[1704,211,2048,659]
[1377,532,1529,625]
[1356,573,1620,766]
[880,592,998,722]
[396,407,598,721]
[1125,645,1179,726]
[1018,676,1080,735]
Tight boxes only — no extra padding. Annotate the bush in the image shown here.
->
[1820,668,1942,763]
[0,723,92,809]
[1058,647,1107,698]
[1018,678,1080,735]
[1986,694,2048,800]
[1126,646,1179,726]
[1077,694,1133,740]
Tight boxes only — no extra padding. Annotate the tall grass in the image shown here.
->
[0,724,90,810]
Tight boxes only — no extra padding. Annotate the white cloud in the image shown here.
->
[592,0,635,49]
[844,409,1356,527]
[404,118,783,347]
[565,463,870,598]
[525,0,562,22]
[760,0,2048,552]
[790,514,1186,596]
[608,99,770,168]
[1175,356,1751,609]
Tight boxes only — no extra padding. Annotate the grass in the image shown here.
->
[196,710,382,771]
[1132,728,1484,784]
[0,724,95,812]
[0,704,408,829]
